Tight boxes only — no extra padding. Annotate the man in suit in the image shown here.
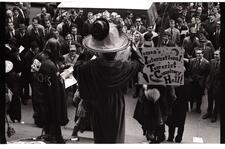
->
[5,22,16,43]
[198,33,215,61]
[28,17,45,51]
[82,12,94,37]
[71,25,82,45]
[123,11,134,30]
[165,19,181,46]
[188,49,210,113]
[12,7,25,29]
[202,50,221,122]
[135,17,147,34]
[44,19,55,41]
[36,7,51,27]
[182,27,200,59]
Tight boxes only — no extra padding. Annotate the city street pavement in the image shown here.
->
[6,88,220,144]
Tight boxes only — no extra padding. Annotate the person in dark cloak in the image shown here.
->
[31,38,69,143]
[77,18,144,143]
[166,61,191,143]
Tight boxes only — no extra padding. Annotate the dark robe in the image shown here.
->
[78,57,142,143]
[32,52,68,127]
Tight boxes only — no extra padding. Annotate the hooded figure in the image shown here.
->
[77,18,144,143]
[31,38,68,143]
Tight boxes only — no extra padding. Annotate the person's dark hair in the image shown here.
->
[144,33,153,41]
[44,38,62,62]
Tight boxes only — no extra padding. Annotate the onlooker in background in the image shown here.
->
[56,13,67,34]
[61,18,73,37]
[164,19,180,46]
[202,50,221,122]
[182,27,200,59]
[44,19,55,41]
[71,25,82,44]
[188,49,210,113]
[36,7,51,27]
[12,7,24,29]
[211,21,220,50]
[15,23,30,55]
[203,13,217,42]
[203,50,221,122]
[74,9,85,36]
[212,7,220,22]
[175,17,188,45]
[28,17,45,51]
[18,2,31,26]
[27,17,45,36]
[5,22,16,43]
[82,12,94,37]
[6,9,14,25]
[124,11,134,30]
[135,17,147,34]
[198,33,215,61]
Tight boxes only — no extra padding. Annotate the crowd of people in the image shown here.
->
[4,2,221,144]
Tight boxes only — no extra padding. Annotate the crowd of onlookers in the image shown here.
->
[4,2,221,143]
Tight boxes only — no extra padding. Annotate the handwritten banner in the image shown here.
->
[138,47,184,85]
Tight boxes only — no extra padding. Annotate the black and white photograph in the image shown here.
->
[1,0,224,144]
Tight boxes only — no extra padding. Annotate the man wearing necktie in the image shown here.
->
[203,50,221,122]
[165,19,180,46]
[188,49,210,113]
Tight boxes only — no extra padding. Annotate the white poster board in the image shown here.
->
[138,47,184,85]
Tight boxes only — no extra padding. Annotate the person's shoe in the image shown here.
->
[211,117,217,123]
[175,136,182,143]
[202,113,211,119]
[167,138,174,142]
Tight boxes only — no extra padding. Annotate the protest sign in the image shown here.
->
[138,47,184,85]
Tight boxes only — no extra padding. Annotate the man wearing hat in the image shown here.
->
[77,18,144,143]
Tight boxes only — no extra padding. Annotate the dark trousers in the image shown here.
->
[191,81,204,110]
[44,124,63,143]
[168,125,184,142]
[20,73,30,101]
[208,87,220,118]
[207,88,214,115]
